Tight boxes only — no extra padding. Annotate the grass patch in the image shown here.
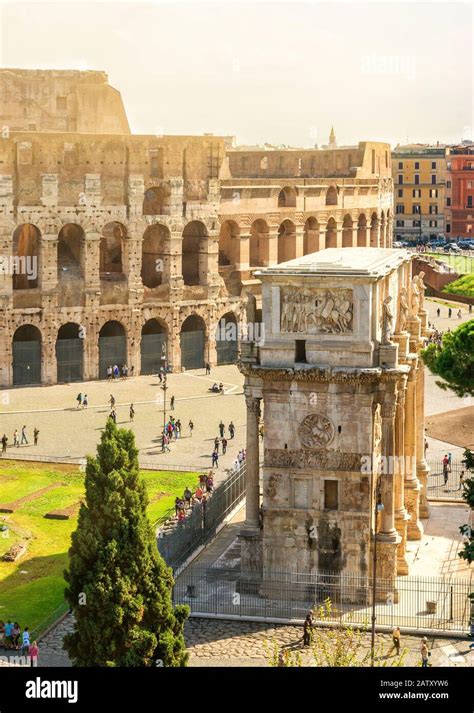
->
[442,274,474,298]
[427,253,474,275]
[0,461,198,634]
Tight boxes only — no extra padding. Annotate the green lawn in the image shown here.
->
[427,253,474,275]
[0,461,197,636]
[442,273,474,298]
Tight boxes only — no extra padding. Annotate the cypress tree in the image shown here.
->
[64,419,189,666]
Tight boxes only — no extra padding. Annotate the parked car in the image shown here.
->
[458,240,474,250]
[443,243,461,253]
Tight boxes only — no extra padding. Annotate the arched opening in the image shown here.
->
[141,318,168,375]
[325,218,337,249]
[57,224,84,279]
[142,186,170,216]
[303,217,319,255]
[325,185,338,206]
[180,314,205,370]
[182,221,207,286]
[13,324,42,385]
[357,214,368,247]
[56,322,84,382]
[278,186,297,208]
[370,213,379,247]
[216,312,238,365]
[141,224,169,288]
[250,219,269,267]
[342,214,353,248]
[218,220,239,267]
[277,220,296,263]
[12,224,40,290]
[98,320,127,379]
[100,222,125,276]
[380,211,386,248]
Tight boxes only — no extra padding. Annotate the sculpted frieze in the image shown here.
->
[280,287,353,334]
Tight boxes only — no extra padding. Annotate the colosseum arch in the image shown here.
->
[142,186,170,216]
[180,314,206,370]
[250,219,269,267]
[141,224,169,288]
[100,222,126,276]
[342,214,353,248]
[325,217,337,249]
[370,213,379,247]
[57,223,85,280]
[12,223,40,290]
[218,220,240,267]
[325,185,338,206]
[277,220,296,263]
[357,214,368,247]
[303,217,319,255]
[278,186,297,208]
[182,221,208,286]
[216,311,239,365]
[98,320,127,379]
[12,324,42,385]
[141,318,168,375]
[56,322,84,382]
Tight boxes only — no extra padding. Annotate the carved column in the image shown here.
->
[404,359,423,540]
[416,359,430,518]
[394,379,410,574]
[266,229,279,266]
[294,224,305,258]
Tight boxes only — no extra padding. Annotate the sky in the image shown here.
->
[0,0,472,148]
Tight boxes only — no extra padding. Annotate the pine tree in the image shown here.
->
[64,420,189,666]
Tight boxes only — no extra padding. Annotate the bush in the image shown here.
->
[442,274,474,298]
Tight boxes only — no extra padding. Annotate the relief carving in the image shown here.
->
[280,287,353,334]
[298,413,335,450]
[264,448,362,471]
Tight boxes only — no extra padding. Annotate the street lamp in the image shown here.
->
[161,373,168,446]
[370,476,384,667]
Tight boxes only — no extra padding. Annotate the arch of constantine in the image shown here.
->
[239,248,429,599]
[0,69,393,386]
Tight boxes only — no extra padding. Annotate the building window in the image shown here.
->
[414,162,420,170]
[431,175,436,184]
[398,161,403,170]
[447,181,452,188]
[398,175,403,185]
[429,204,438,214]
[429,220,438,228]
[446,197,451,207]
[468,196,473,208]
[412,189,421,198]
[396,220,404,227]
[295,340,306,363]
[414,174,420,185]
[397,188,403,197]
[56,96,67,111]
[396,204,404,214]
[468,224,473,233]
[446,224,451,233]
[430,188,438,198]
[150,154,160,177]
[324,480,338,510]
[413,204,421,214]
[431,161,437,169]
[413,220,421,227]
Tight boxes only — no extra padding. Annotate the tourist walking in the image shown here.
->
[175,419,181,439]
[420,637,430,667]
[219,420,225,438]
[188,419,194,437]
[459,470,465,491]
[29,640,39,667]
[436,307,440,318]
[107,365,112,381]
[76,392,82,408]
[113,364,120,379]
[82,394,88,408]
[21,425,28,445]
[222,437,228,455]
[184,487,193,509]
[21,627,30,657]
[391,626,401,655]
[170,395,175,410]
[228,421,235,439]
[205,362,211,375]
[303,611,314,646]
[129,403,135,422]
[448,308,452,318]
[442,454,449,486]
[109,409,117,424]
[161,433,170,453]
[13,429,19,447]
[214,437,220,453]
[1,434,7,454]
[109,394,115,409]
[33,428,39,446]
[212,450,219,467]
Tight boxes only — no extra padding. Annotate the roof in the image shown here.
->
[257,248,411,278]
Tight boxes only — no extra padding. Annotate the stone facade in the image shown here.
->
[239,248,429,601]
[0,70,393,387]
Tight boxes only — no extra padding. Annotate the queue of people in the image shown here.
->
[0,620,39,665]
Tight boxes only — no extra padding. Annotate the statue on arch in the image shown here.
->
[398,287,409,333]
[381,295,394,344]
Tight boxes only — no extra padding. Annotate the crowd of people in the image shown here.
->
[173,472,215,523]
[1,425,40,455]
[106,364,134,380]
[0,620,39,665]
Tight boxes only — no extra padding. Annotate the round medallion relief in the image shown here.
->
[298,413,335,450]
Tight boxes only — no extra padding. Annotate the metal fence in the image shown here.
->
[157,466,246,570]
[174,565,473,634]
[427,459,469,501]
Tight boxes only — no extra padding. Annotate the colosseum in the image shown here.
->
[0,69,393,386]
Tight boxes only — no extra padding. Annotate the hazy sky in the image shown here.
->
[0,0,472,147]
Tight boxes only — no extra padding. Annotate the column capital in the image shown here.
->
[245,393,261,417]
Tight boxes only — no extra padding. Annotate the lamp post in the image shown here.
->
[161,373,167,444]
[370,476,384,667]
